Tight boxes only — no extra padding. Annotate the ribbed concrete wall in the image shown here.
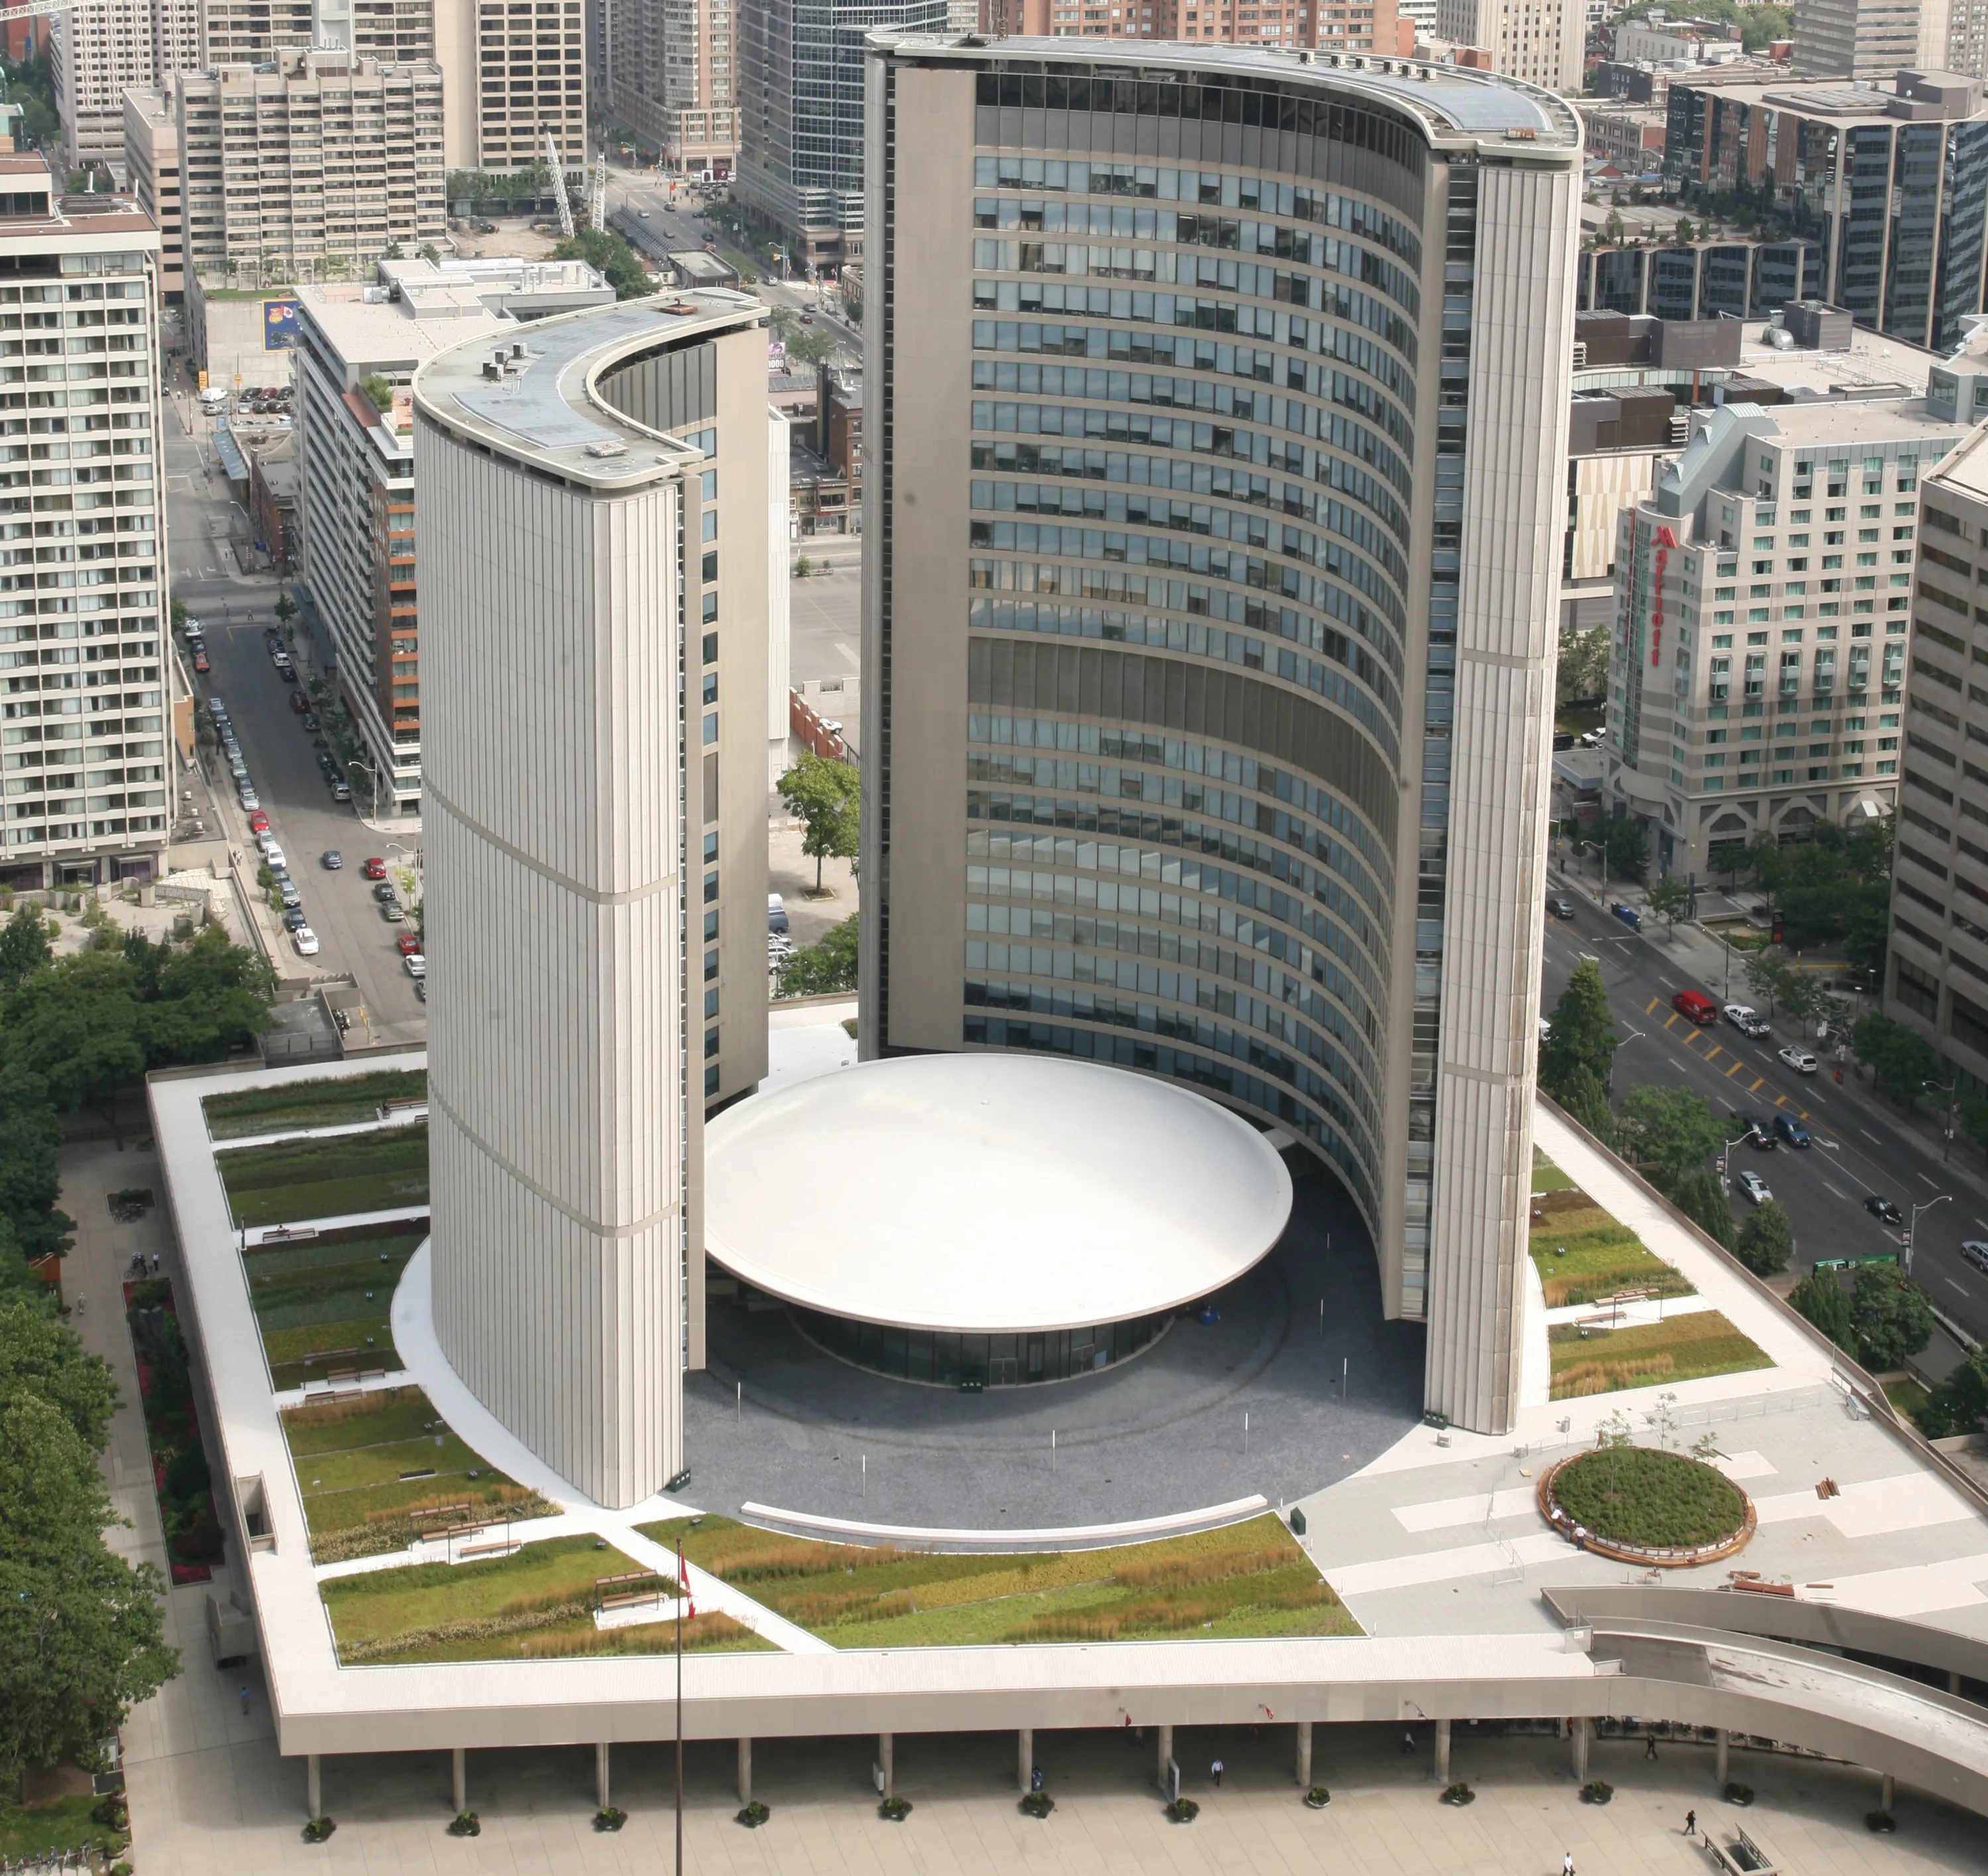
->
[418,423,689,1508]
[1423,160,1578,1436]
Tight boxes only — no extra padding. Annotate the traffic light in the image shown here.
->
[1770,912,1784,944]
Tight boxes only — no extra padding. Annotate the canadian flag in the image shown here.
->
[679,1545,696,1620]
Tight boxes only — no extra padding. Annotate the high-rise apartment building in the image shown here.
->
[1793,0,1937,78]
[201,0,437,64]
[861,36,1583,1435]
[600,0,740,176]
[0,155,172,891]
[1883,333,1988,1071]
[121,87,184,302]
[1433,0,1582,89]
[736,0,952,271]
[1665,70,1988,362]
[414,294,773,1504]
[1606,376,1961,879]
[977,0,1407,54]
[177,50,447,279]
[50,0,202,176]
[434,0,590,174]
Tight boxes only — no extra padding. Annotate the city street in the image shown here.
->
[162,409,426,1034]
[1541,876,1988,1349]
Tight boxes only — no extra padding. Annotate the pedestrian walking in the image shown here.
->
[1645,1735,1658,1761]
[73,1294,83,1316]
[1563,1853,1576,1876]
[1030,1766,1043,1794]
[1402,1728,1415,1754]
[1684,1810,1697,1838]
[1210,1758,1223,1788]
[150,1252,160,1274]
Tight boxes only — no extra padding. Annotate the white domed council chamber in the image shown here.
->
[704,1053,1294,1387]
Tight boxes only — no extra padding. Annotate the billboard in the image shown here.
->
[263,298,302,349]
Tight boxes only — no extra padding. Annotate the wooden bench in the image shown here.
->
[457,1541,518,1561]
[595,1571,672,1612]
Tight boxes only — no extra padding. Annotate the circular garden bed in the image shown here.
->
[1539,1447,1754,1567]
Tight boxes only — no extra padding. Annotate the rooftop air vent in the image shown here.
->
[585,439,629,459]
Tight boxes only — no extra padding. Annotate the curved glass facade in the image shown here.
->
[791,1302,1174,1387]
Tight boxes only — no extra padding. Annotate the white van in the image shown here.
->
[197,387,229,412]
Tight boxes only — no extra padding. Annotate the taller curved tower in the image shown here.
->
[859,38,1580,1434]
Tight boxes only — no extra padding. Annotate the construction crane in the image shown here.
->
[543,125,575,242]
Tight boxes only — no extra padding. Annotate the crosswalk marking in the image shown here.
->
[1726,1060,1745,1078]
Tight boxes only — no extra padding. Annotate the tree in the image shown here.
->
[776,753,859,893]
[1742,829,1788,910]
[1670,1166,1736,1250]
[359,373,394,414]
[0,1063,72,1263]
[1538,959,1618,1101]
[1674,216,1696,245]
[551,229,656,302]
[1616,1084,1727,1184]
[1647,873,1690,936]
[1602,816,1647,883]
[0,1301,117,1449]
[1789,1266,1854,1352]
[1735,1199,1794,1276]
[168,598,188,632]
[3,952,146,1132]
[1851,1011,1938,1105]
[777,914,857,997]
[1555,1062,1617,1146]
[787,330,835,370]
[1916,1343,1988,1439]
[1850,1264,1934,1372]
[1555,624,1608,704]
[274,588,297,627]
[1742,948,1795,1019]
[0,903,50,992]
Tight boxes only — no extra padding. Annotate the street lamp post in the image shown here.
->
[1718,1127,1749,1193]
[1607,1029,1645,1096]
[1905,1192,1952,1279]
[345,757,379,824]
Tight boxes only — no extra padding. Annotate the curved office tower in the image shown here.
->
[414,296,771,1506]
[860,38,1580,1434]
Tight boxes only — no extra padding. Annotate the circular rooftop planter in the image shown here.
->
[1537,1447,1755,1567]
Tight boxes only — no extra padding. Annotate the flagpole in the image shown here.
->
[676,1542,688,1876]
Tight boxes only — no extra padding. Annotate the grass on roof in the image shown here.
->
[635,1512,1358,1648]
[217,1125,429,1226]
[243,1223,423,1387]
[319,1532,771,1663]
[280,1385,555,1562]
[1549,1309,1772,1399]
[1531,1149,1577,1194]
[1529,1184,1694,1309]
[202,1068,428,1139]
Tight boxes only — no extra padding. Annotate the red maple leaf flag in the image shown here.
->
[679,1544,696,1620]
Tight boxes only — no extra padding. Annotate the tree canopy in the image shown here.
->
[553,229,655,302]
[777,753,860,893]
[1916,1343,1988,1439]
[1539,959,1618,1102]
[1850,1264,1934,1372]
[777,913,857,998]
[1789,1265,1853,1352]
[1851,1011,1939,1105]
[1747,818,1893,977]
[1616,1084,1728,1183]
[1669,1166,1736,1250]
[1734,1199,1794,1276]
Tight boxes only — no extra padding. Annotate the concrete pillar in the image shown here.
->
[306,1754,321,1821]
[1018,1727,1032,1796]
[1881,1772,1895,1812]
[879,1732,894,1802]
[1156,1723,1174,1792]
[452,1745,467,1814]
[737,1738,752,1806]
[1571,1717,1589,1783]
[595,1741,610,1812]
[1951,1670,1963,1695]
[1715,1730,1730,1786]
[1434,1718,1451,1784]
[1294,1719,1313,1789]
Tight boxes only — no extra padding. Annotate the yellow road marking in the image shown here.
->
[1726,1060,1745,1078]
[1749,1076,1764,1092]
[1703,1044,1723,1064]
[1645,997,1661,1015]
[1663,1011,1681,1032]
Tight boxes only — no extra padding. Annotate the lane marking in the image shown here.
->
[1920,1171,1943,1187]
[1823,1180,1848,1201]
[1946,1279,1971,1297]
[1659,976,1679,991]
[1860,1129,1883,1146]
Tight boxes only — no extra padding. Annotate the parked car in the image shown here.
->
[1609,901,1641,928]
[290,690,309,714]
[238,787,260,810]
[414,978,427,1003]
[278,883,302,910]
[372,879,398,902]
[1737,1169,1772,1205]
[292,926,319,957]
[248,810,270,834]
[1722,1002,1763,1034]
[262,844,286,871]
[1962,1240,1988,1274]
[192,651,210,674]
[282,906,308,930]
[1671,989,1718,1025]
[1546,895,1574,920]
[330,781,351,801]
[1774,1114,1811,1148]
[1777,1046,1819,1075]
[768,891,789,934]
[1728,1110,1774,1150]
[209,695,227,718]
[301,712,319,731]
[321,849,342,869]
[362,856,388,879]
[404,953,426,977]
[396,933,422,956]
[317,752,337,775]
[381,899,404,922]
[1864,1195,1905,1227]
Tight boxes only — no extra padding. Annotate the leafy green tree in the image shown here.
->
[777,914,857,998]
[1555,1062,1616,1146]
[168,598,188,632]
[0,1064,73,1262]
[1742,948,1794,1019]
[1538,958,1618,1100]
[552,229,656,301]
[4,952,146,1131]
[0,1301,117,1449]
[1789,1265,1854,1352]
[1851,1011,1938,1105]
[359,373,394,414]
[1916,1343,1988,1438]
[777,753,859,893]
[1602,816,1648,883]
[1735,1199,1794,1276]
[274,589,297,627]
[1850,1265,1934,1372]
[787,330,835,369]
[1670,1166,1736,1250]
[1647,873,1691,934]
[142,928,276,1064]
[0,903,50,991]
[1616,1084,1727,1184]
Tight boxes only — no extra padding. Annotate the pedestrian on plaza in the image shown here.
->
[150,1252,160,1274]
[1645,1736,1658,1761]
[239,1685,250,1717]
[1402,1728,1415,1754]
[1030,1766,1043,1794]
[73,1295,83,1316]
[1210,1758,1223,1788]
[1684,1810,1697,1838]
[1563,1853,1576,1876]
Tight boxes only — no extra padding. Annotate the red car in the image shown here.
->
[290,690,309,714]
[192,651,210,673]
[362,857,386,879]
[396,933,422,956]
[248,810,270,833]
